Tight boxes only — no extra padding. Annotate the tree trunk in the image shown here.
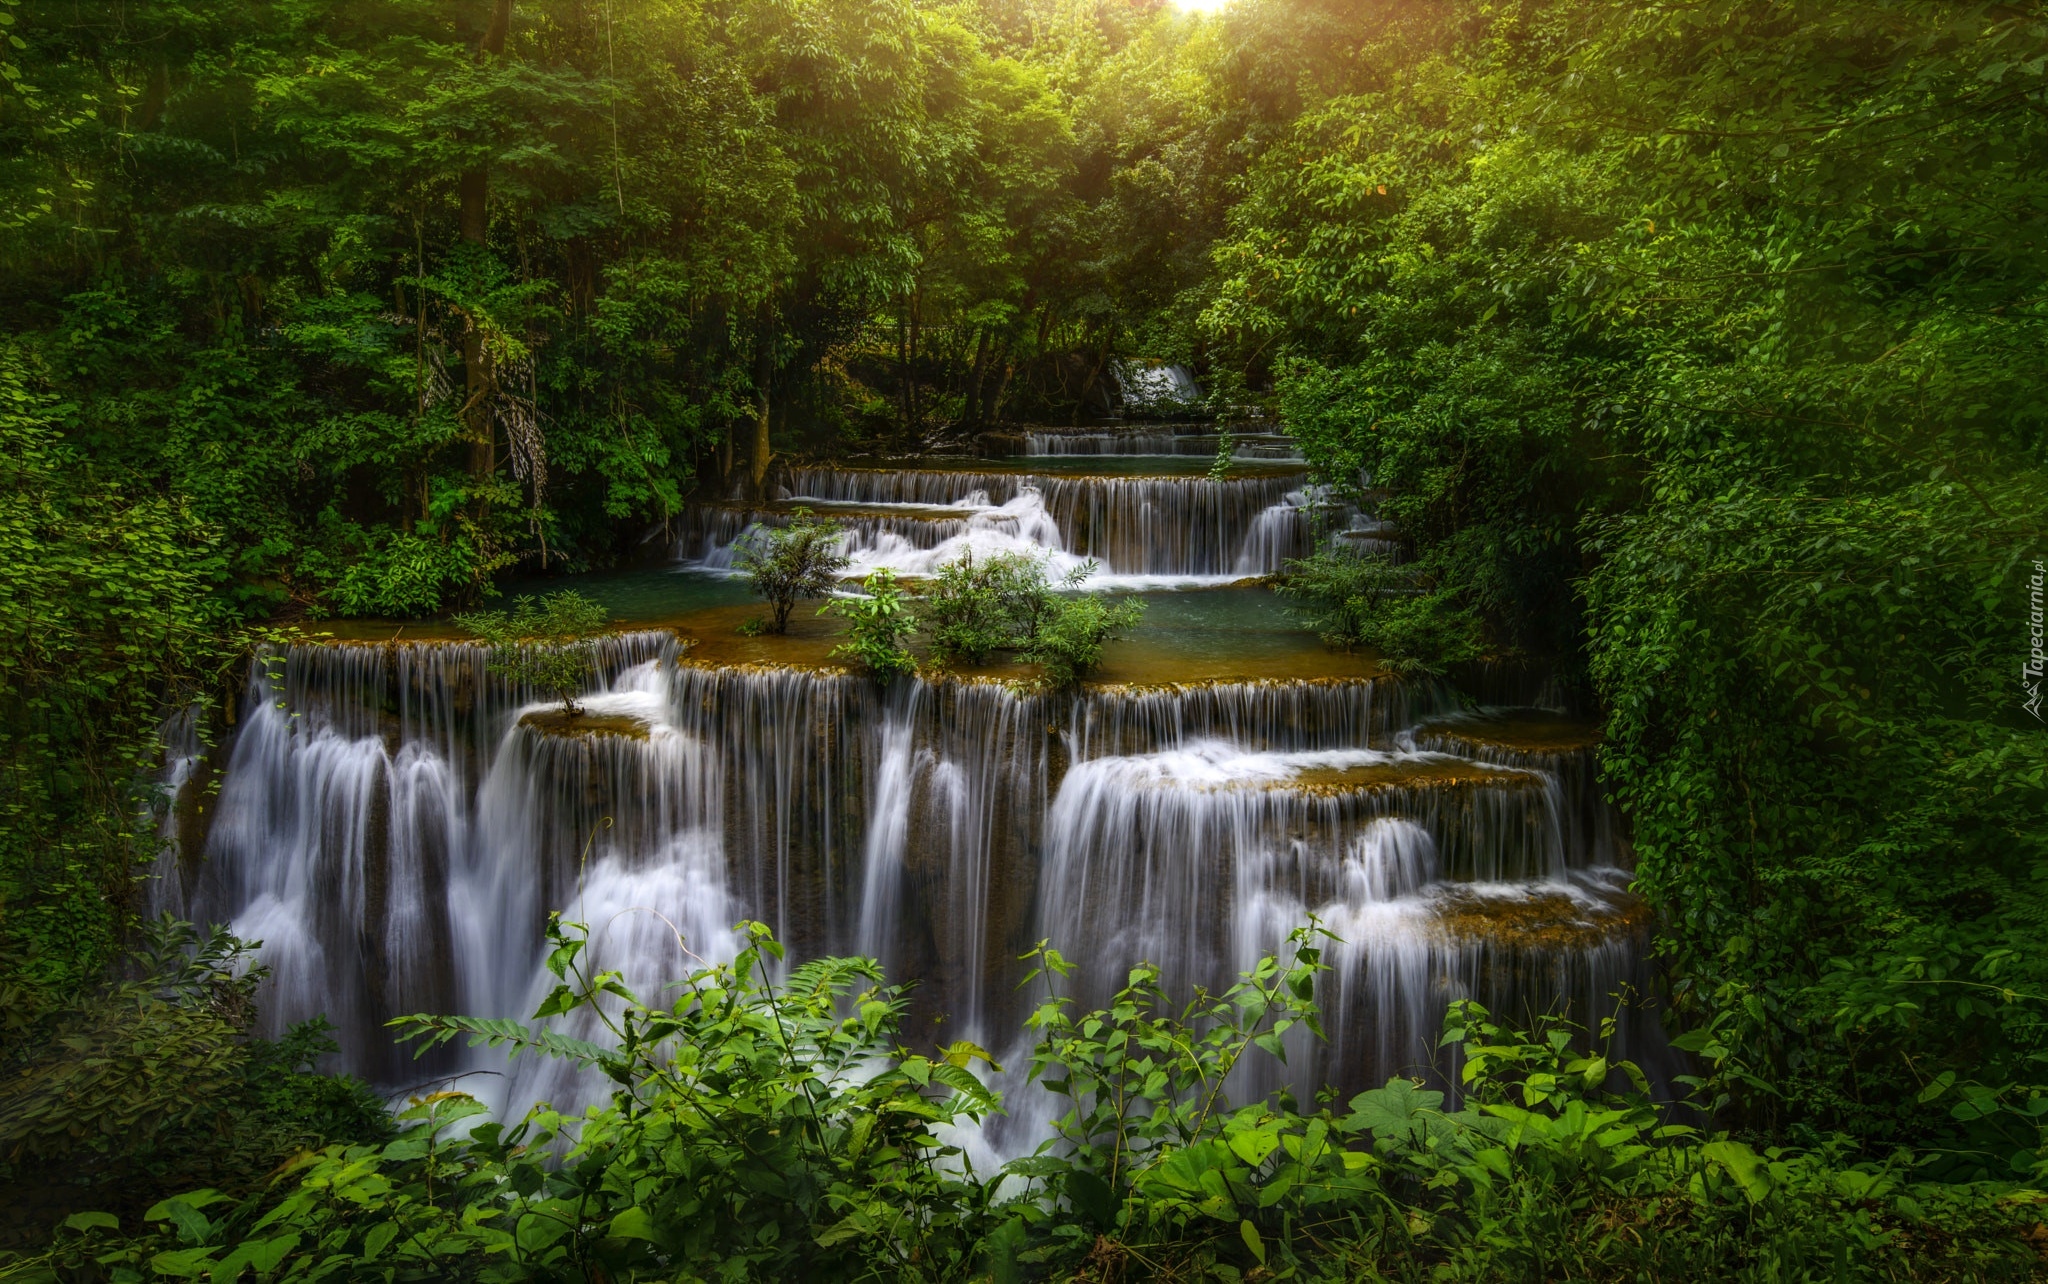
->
[907,286,922,435]
[1075,329,1114,425]
[964,327,990,429]
[897,298,912,436]
[749,301,775,493]
[460,0,513,491]
[984,336,1014,424]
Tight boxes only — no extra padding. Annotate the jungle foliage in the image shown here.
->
[5,925,2042,1282]
[1214,0,2048,1157]
[0,918,389,1252]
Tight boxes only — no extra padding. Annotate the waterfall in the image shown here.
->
[1063,676,1439,758]
[1030,742,1575,1019]
[1234,489,1314,576]
[164,420,1665,1147]
[164,649,1655,1110]
[1113,361,1202,412]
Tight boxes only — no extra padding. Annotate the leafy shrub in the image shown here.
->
[995,936,2045,1282]
[21,916,1000,1282]
[992,928,1368,1275]
[916,551,1142,685]
[454,590,610,715]
[1277,549,1485,676]
[733,511,849,634]
[1017,589,1144,687]
[826,568,917,679]
[0,917,388,1250]
[320,528,500,619]
[914,550,1052,667]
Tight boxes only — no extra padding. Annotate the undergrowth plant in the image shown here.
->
[825,568,917,680]
[0,917,387,1252]
[1276,550,1485,677]
[17,917,1000,1283]
[989,926,1385,1279]
[915,551,1142,687]
[11,928,2045,1282]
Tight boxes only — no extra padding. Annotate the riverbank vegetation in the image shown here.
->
[3,0,2046,1272]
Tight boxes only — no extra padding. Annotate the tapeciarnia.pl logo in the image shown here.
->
[2027,559,2045,722]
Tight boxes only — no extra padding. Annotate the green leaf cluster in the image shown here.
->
[825,568,917,681]
[1275,550,1486,677]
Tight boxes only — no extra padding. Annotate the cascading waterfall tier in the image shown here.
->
[1399,708,1625,868]
[163,641,1658,1116]
[749,465,1313,578]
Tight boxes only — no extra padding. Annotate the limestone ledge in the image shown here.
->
[1427,881,1651,952]
[1408,708,1602,756]
[516,709,652,741]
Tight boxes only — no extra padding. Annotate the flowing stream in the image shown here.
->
[155,427,1664,1143]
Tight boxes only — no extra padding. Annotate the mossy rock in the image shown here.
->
[518,708,652,740]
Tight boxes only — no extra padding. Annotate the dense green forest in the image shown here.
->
[3,0,2047,1277]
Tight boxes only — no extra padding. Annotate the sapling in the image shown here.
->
[916,551,1142,685]
[454,589,610,716]
[733,509,849,633]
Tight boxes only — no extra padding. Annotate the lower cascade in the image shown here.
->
[156,626,1666,1140]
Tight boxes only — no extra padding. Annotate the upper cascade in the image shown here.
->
[677,457,1325,582]
[1113,360,1203,415]
[980,425,1305,461]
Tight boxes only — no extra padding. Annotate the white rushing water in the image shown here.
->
[1114,361,1203,413]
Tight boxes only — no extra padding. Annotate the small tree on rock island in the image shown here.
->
[454,590,611,716]
[734,509,849,634]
